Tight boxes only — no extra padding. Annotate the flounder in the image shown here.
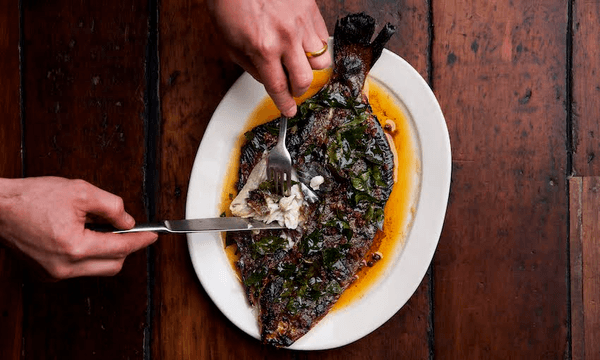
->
[228,12,396,347]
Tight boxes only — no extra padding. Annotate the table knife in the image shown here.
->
[86,217,285,234]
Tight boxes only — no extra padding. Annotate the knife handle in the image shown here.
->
[85,222,169,234]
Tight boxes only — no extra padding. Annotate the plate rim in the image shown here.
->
[185,48,451,350]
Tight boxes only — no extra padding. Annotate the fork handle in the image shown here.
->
[279,117,288,142]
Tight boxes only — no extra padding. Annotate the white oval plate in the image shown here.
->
[186,48,451,350]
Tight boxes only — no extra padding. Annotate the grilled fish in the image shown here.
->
[228,12,396,347]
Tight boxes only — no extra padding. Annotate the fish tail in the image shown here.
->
[331,13,396,97]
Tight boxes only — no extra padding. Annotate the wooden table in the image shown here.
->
[1,0,598,358]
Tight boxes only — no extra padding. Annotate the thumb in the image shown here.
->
[75,181,136,229]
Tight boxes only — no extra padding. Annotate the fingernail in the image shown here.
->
[284,105,297,117]
[125,212,135,227]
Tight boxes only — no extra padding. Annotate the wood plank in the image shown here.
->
[570,176,584,360]
[21,0,149,358]
[0,0,24,357]
[572,2,600,175]
[154,0,285,357]
[570,176,600,360]
[155,0,295,357]
[579,178,600,360]
[298,275,431,359]
[300,3,433,359]
[155,2,432,358]
[319,1,430,81]
[432,1,569,358]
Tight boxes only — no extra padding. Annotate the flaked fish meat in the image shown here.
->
[228,12,397,347]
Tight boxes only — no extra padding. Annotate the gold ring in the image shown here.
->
[305,39,328,58]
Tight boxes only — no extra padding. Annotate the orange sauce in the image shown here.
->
[219,68,419,311]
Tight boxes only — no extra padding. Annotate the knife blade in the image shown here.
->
[86,217,285,234]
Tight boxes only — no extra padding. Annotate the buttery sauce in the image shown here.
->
[219,68,419,311]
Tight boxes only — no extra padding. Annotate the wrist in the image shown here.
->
[0,177,22,220]
[0,178,22,247]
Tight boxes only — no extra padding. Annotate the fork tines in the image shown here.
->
[266,116,293,196]
[267,166,292,196]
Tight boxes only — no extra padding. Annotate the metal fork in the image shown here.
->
[266,117,292,196]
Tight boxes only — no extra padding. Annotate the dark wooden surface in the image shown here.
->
[0,0,23,358]
[572,1,600,176]
[17,0,150,358]
[570,177,600,360]
[1,0,598,359]
[432,1,569,358]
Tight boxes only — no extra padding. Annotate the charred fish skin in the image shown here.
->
[332,13,396,99]
[230,13,396,347]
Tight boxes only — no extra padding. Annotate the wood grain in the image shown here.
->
[572,2,600,176]
[319,0,430,81]
[432,0,569,358]
[155,1,432,358]
[570,177,600,360]
[301,2,433,359]
[154,0,285,358]
[1,0,594,358]
[297,275,432,360]
[20,0,149,358]
[0,0,24,358]
[570,176,584,360]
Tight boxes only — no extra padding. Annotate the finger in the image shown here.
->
[304,38,331,71]
[81,230,158,259]
[257,60,297,117]
[311,10,330,44]
[304,27,331,70]
[305,9,331,70]
[71,258,127,278]
[230,51,262,83]
[283,45,314,98]
[73,180,135,230]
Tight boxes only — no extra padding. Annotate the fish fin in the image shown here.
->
[332,13,396,97]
